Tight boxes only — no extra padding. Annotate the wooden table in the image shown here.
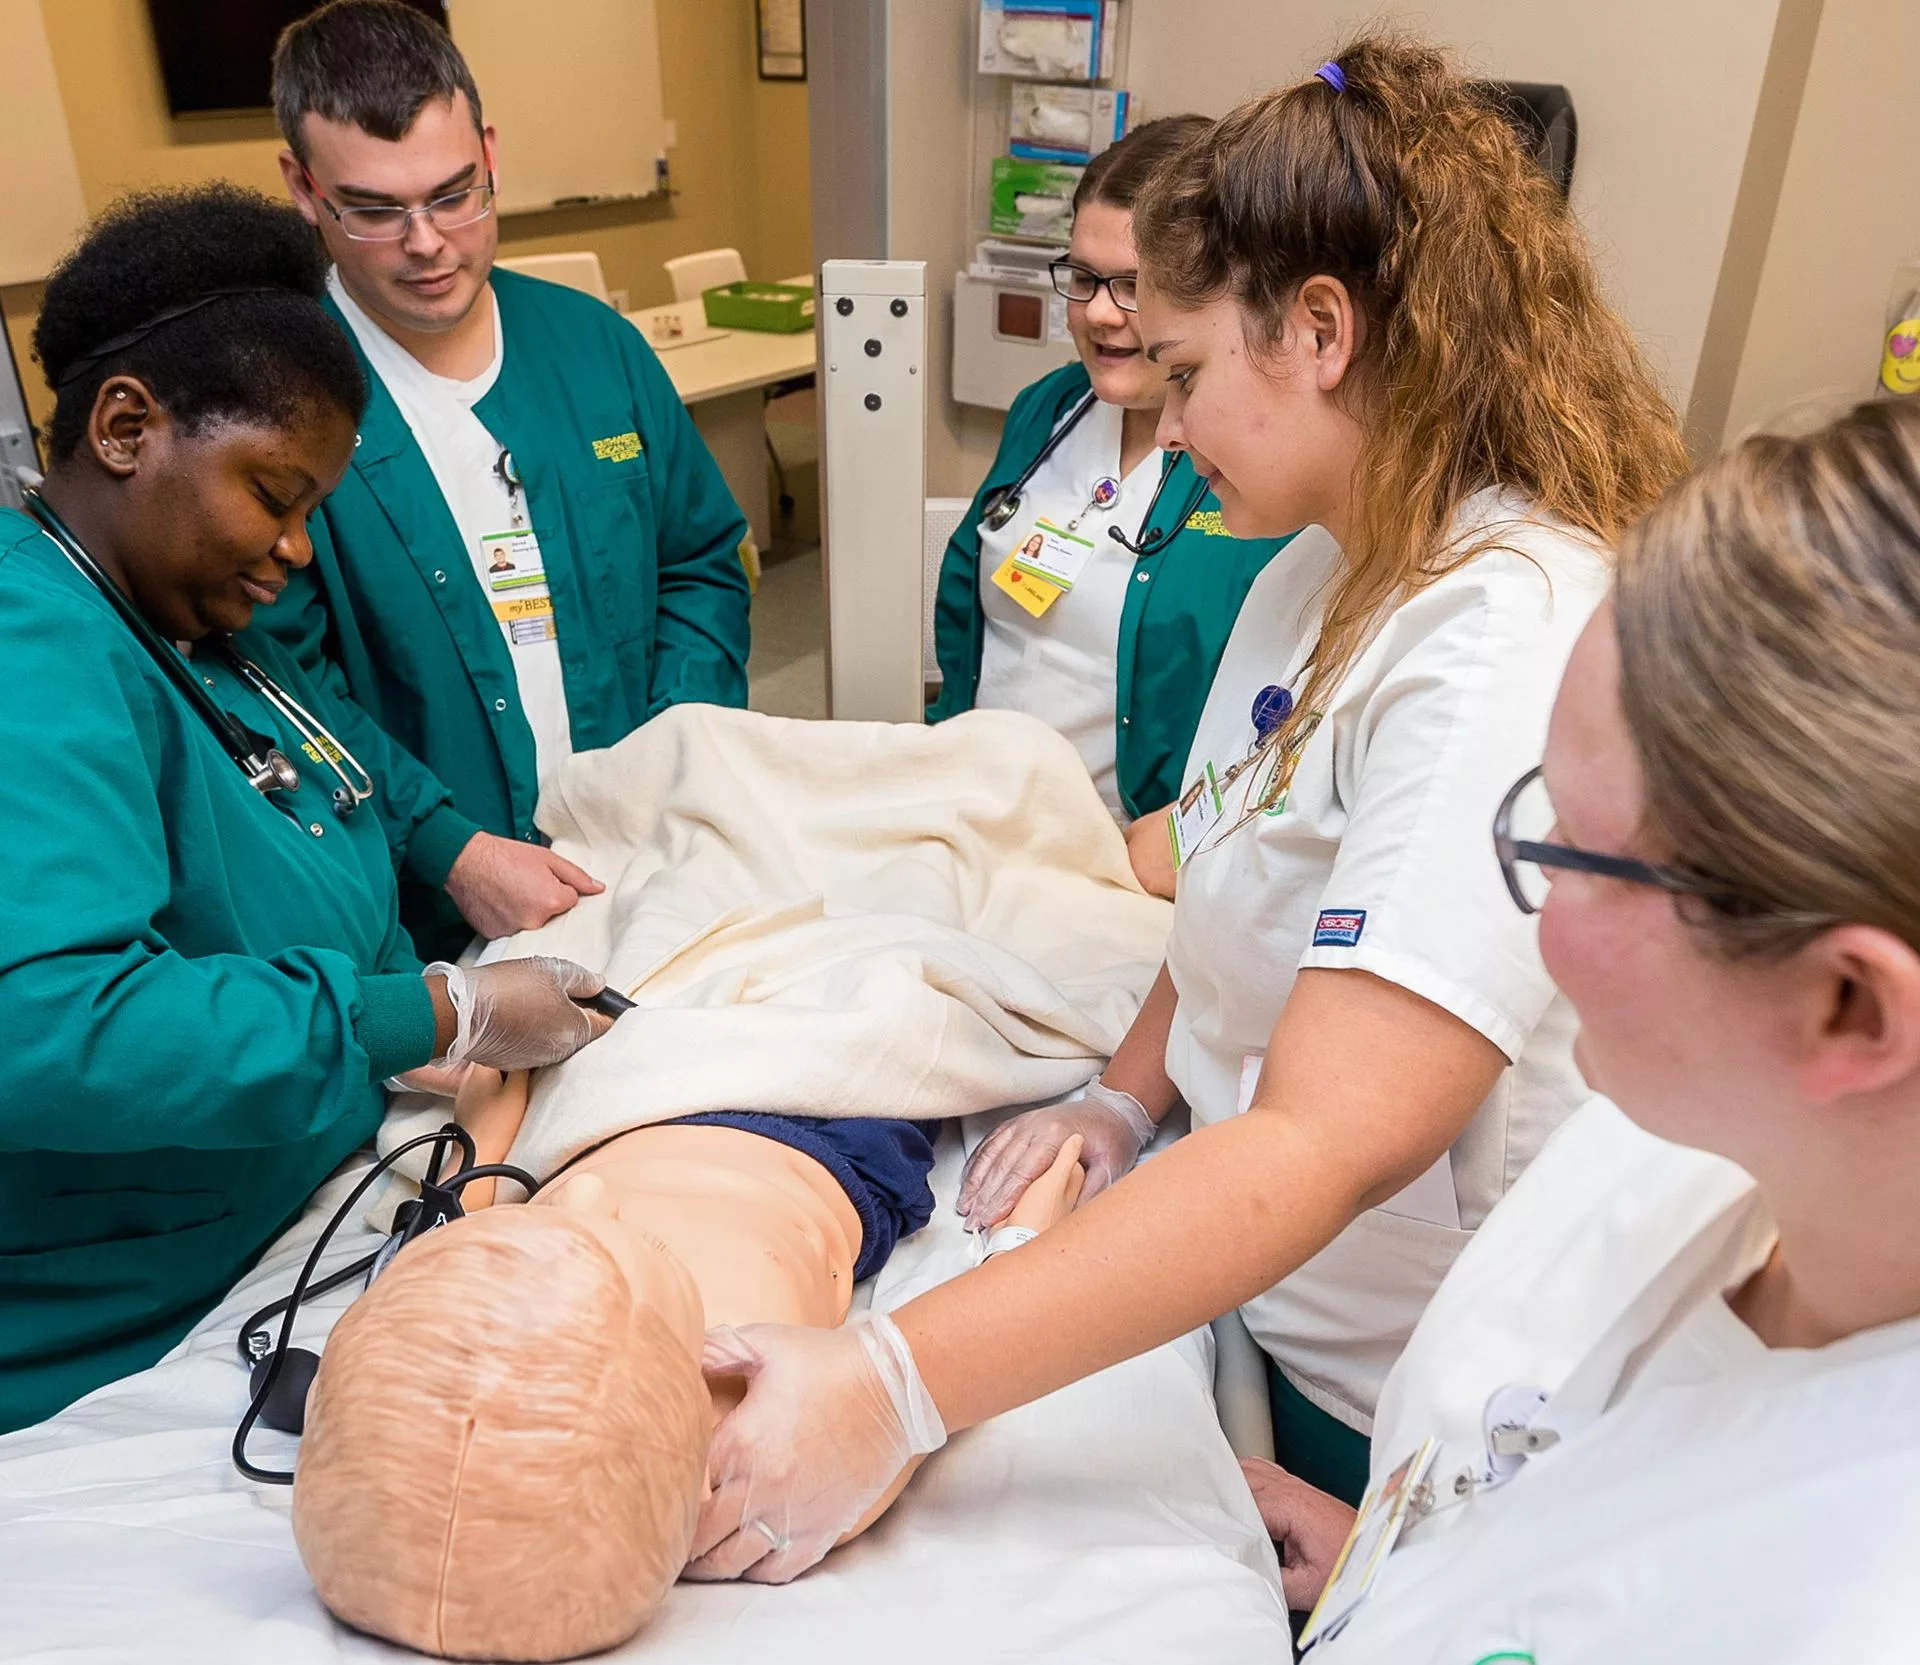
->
[627,279,816,561]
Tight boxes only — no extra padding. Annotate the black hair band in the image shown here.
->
[54,286,288,390]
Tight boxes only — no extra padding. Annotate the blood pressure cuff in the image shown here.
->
[667,1113,937,1281]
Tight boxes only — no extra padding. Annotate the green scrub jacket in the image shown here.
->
[255,269,753,960]
[928,361,1293,818]
[0,510,437,1434]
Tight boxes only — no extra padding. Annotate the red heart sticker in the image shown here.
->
[1893,332,1918,359]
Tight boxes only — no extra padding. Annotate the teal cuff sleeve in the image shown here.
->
[406,804,486,889]
[356,971,438,1080]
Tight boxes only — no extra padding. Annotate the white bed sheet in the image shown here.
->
[0,1131,1289,1664]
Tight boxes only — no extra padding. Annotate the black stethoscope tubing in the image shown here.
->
[976,389,1212,558]
[24,488,309,805]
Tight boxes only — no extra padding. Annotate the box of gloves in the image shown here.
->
[989,157,1085,240]
[979,0,1118,83]
[1009,84,1130,165]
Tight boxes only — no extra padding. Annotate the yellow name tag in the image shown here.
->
[492,593,556,645]
[989,552,1065,618]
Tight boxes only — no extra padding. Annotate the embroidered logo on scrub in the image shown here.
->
[1313,908,1367,947]
[591,431,644,462]
[1183,508,1235,537]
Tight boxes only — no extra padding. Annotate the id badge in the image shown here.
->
[989,552,1066,618]
[1168,761,1225,869]
[1011,517,1096,590]
[1298,1438,1439,1653]
[493,593,557,645]
[483,529,547,593]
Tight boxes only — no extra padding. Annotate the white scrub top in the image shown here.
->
[1163,489,1608,1431]
[331,273,576,787]
[1316,1097,1920,1663]
[975,397,1161,820]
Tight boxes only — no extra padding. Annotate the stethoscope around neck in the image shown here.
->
[24,488,374,820]
[976,388,1212,558]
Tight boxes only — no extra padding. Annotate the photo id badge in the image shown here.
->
[1011,517,1097,590]
[483,529,547,593]
[990,552,1066,618]
[1168,761,1225,869]
[1298,1438,1439,1653]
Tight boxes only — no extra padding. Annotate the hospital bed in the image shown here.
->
[0,1123,1290,1663]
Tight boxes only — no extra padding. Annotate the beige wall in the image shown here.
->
[1721,0,1920,438]
[1125,0,1794,429]
[1,0,811,429]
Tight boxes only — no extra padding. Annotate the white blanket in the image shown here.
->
[0,1132,1290,1664]
[421,705,1173,1179]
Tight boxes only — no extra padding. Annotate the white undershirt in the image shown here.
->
[329,271,574,786]
[974,396,1160,820]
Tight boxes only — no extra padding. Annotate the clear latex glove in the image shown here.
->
[957,1077,1155,1231]
[685,1311,946,1585]
[425,956,612,1070]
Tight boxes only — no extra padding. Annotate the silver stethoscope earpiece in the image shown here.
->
[24,489,375,821]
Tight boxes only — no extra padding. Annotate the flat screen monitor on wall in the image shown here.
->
[144,0,447,117]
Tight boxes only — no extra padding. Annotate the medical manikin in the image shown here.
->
[292,1069,1087,1661]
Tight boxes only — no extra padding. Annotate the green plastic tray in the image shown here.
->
[701,280,817,333]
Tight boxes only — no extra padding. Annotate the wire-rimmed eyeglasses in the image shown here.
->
[304,168,497,243]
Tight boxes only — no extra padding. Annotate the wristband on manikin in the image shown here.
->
[1082,1076,1157,1148]
[982,1223,1041,1259]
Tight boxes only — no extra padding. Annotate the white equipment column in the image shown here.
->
[819,258,927,722]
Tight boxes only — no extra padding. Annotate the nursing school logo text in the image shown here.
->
[592,431,644,463]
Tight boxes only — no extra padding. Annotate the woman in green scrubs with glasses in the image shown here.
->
[0,185,612,1434]
[930,116,1294,896]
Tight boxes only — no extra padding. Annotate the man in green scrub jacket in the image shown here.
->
[0,184,611,1434]
[259,1,752,962]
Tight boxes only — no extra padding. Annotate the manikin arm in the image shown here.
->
[450,1066,533,1209]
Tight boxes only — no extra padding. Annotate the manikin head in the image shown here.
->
[293,1197,709,1662]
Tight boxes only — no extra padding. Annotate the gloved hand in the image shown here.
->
[685,1311,947,1584]
[957,1077,1156,1231]
[424,956,612,1070]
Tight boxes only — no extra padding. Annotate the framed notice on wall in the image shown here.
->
[758,0,805,79]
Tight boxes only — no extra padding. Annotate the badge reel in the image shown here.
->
[1168,684,1296,870]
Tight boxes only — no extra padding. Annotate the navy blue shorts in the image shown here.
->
[667,1114,936,1281]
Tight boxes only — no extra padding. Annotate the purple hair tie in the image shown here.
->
[1315,60,1347,92]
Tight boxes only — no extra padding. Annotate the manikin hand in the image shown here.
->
[1124,805,1177,899]
[444,830,604,940]
[1239,1457,1358,1613]
[957,1078,1155,1231]
[686,1312,946,1585]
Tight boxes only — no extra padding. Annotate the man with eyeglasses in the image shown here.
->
[260,0,751,961]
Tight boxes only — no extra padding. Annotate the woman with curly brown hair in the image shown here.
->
[685,33,1689,1586]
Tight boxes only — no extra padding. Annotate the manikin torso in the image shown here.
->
[293,1070,1083,1663]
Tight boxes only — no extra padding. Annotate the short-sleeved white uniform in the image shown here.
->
[1162,488,1610,1432]
[975,397,1162,820]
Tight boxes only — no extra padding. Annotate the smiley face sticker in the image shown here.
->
[1881,316,1920,396]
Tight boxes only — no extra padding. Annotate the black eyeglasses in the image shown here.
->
[1049,262,1138,312]
[1492,765,1707,916]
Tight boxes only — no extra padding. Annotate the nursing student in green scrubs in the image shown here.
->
[0,186,613,1435]
[930,116,1292,896]
[257,1,752,961]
